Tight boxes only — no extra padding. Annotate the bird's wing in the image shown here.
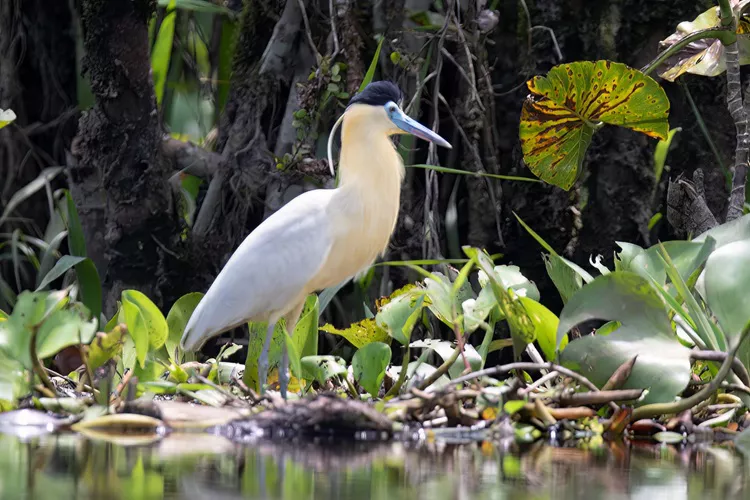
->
[181,189,335,350]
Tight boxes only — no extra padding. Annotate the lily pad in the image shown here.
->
[557,271,691,405]
[520,60,669,190]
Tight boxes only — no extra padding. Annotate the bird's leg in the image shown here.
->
[279,325,289,400]
[258,321,275,395]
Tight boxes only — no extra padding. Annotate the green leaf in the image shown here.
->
[503,400,526,415]
[0,351,27,408]
[654,127,681,183]
[520,60,669,190]
[35,305,97,360]
[518,297,564,360]
[704,240,750,360]
[165,292,203,360]
[35,255,86,291]
[120,290,168,368]
[320,318,389,348]
[88,325,127,370]
[352,342,391,396]
[151,5,176,106]
[469,248,536,358]
[462,286,497,334]
[375,288,426,345]
[283,325,302,381]
[295,294,320,358]
[64,192,102,320]
[557,271,691,405]
[359,37,384,92]
[695,213,750,249]
[300,355,347,384]
[0,108,16,130]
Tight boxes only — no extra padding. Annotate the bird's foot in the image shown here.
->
[279,342,289,400]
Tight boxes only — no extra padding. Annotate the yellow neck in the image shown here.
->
[338,110,405,191]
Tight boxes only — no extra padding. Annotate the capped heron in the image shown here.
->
[180,81,452,398]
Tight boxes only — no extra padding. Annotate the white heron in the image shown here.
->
[180,81,452,398]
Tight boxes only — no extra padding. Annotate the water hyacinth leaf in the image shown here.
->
[352,342,391,396]
[479,265,540,301]
[300,355,347,384]
[88,325,128,370]
[121,290,168,351]
[320,318,389,348]
[520,60,669,189]
[0,108,16,129]
[0,353,26,408]
[518,297,564,360]
[544,254,583,304]
[35,305,97,360]
[121,300,149,368]
[410,339,482,378]
[165,292,203,360]
[387,360,451,391]
[557,272,691,405]
[695,212,750,249]
[704,240,750,367]
[375,288,426,345]
[616,240,713,287]
[462,286,496,334]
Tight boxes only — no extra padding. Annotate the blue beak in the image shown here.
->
[390,109,452,149]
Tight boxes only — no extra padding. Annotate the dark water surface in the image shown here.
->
[1,432,749,499]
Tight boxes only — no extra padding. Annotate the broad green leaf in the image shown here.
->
[423,271,471,327]
[88,325,127,369]
[410,339,482,379]
[375,288,426,345]
[300,355,347,384]
[352,342,391,396]
[520,60,669,190]
[387,360,451,391]
[35,305,97,360]
[121,290,168,351]
[35,255,86,291]
[295,294,320,358]
[151,2,176,105]
[704,240,750,370]
[359,37,385,92]
[165,292,203,360]
[654,127,681,182]
[616,240,713,287]
[557,271,691,405]
[695,213,750,248]
[518,297,564,360]
[479,265,540,301]
[0,351,27,408]
[320,318,389,348]
[0,108,16,130]
[283,325,302,381]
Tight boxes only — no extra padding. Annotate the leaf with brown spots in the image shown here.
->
[520,60,670,190]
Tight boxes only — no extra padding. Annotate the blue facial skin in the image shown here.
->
[384,100,452,149]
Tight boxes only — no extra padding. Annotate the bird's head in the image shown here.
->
[346,81,452,149]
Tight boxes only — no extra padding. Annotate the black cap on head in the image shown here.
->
[348,81,403,107]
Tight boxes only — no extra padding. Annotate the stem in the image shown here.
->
[640,29,734,76]
[416,345,462,391]
[725,38,749,221]
[631,324,750,420]
[30,325,56,395]
[718,0,734,27]
[384,345,410,399]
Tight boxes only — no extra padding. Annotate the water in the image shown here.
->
[1,432,749,499]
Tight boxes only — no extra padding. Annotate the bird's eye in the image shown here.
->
[388,104,398,114]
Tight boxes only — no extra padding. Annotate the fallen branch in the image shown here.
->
[559,389,644,407]
[162,136,222,179]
